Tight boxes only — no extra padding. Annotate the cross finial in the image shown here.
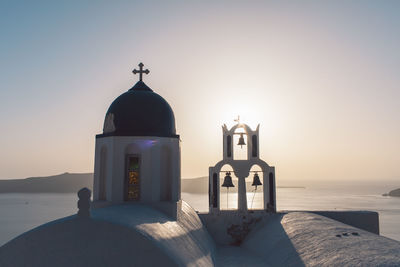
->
[132,62,150,82]
[234,115,240,124]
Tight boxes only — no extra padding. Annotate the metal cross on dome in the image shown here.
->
[234,115,240,124]
[132,62,150,82]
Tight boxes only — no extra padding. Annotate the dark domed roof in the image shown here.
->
[98,81,177,138]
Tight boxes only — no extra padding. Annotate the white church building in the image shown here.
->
[1,63,399,267]
[92,63,181,218]
[0,64,217,266]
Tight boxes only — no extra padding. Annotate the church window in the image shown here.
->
[160,146,172,201]
[125,156,140,201]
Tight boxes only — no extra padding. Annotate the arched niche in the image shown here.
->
[233,127,248,160]
[219,164,238,210]
[160,145,172,201]
[251,134,258,157]
[99,146,107,200]
[247,165,263,209]
[226,135,232,158]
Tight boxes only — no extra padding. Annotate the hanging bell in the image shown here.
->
[237,133,246,147]
[222,172,235,188]
[252,173,262,189]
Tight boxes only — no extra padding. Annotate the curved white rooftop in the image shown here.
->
[2,207,400,267]
[0,201,216,267]
[242,212,400,266]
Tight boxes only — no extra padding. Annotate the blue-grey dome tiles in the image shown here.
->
[97,81,178,138]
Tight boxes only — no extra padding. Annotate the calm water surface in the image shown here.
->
[0,187,399,246]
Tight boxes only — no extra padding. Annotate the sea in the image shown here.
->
[0,184,399,246]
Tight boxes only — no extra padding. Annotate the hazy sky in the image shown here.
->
[1,1,399,182]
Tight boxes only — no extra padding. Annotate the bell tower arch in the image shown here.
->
[208,119,276,213]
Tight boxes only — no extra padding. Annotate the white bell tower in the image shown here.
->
[208,118,276,212]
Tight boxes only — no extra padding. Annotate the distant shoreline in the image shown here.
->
[0,173,93,194]
[0,173,306,194]
[277,186,305,189]
[383,188,400,197]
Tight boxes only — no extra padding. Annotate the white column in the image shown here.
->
[238,176,247,211]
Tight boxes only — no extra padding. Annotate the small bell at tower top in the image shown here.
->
[252,173,262,189]
[222,172,235,188]
[237,133,246,148]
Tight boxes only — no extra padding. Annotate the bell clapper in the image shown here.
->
[227,187,229,210]
[251,187,256,209]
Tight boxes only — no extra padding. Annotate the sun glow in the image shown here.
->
[216,99,284,140]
